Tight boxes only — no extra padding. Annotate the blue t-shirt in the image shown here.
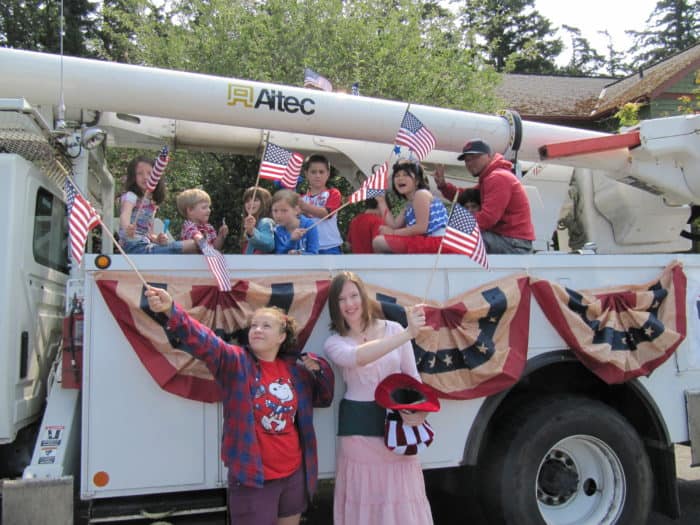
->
[274,215,320,254]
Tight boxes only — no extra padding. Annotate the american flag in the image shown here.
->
[395,111,436,161]
[443,204,489,269]
[200,242,231,292]
[350,162,388,203]
[303,68,333,92]
[259,143,304,189]
[65,178,101,265]
[146,146,169,193]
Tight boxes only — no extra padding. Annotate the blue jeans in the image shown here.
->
[482,231,533,254]
[318,246,342,255]
[122,239,185,254]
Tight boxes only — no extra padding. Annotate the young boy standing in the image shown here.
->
[298,154,344,254]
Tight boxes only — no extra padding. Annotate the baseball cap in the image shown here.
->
[457,139,492,160]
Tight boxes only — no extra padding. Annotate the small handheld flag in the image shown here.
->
[350,162,388,203]
[146,146,169,193]
[303,68,333,92]
[443,204,489,269]
[65,178,101,265]
[199,241,232,292]
[259,143,304,189]
[395,111,436,161]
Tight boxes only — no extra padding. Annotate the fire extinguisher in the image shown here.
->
[62,294,83,388]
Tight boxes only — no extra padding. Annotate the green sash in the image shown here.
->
[337,399,386,437]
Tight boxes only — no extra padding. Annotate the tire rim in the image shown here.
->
[535,434,626,525]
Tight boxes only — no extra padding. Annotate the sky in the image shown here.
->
[535,0,659,64]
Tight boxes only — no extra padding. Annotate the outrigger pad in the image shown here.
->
[2,476,73,525]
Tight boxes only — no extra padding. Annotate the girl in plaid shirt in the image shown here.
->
[145,286,334,525]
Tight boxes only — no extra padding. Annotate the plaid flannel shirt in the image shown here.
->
[164,304,334,495]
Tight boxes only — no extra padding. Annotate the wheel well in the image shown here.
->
[464,350,680,518]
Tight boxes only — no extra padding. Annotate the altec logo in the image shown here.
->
[227,84,316,115]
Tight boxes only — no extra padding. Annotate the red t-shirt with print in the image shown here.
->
[253,359,302,480]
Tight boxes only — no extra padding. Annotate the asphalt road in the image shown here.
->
[303,445,700,525]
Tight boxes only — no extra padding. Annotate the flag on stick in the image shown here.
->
[303,68,333,92]
[65,178,101,265]
[259,143,304,189]
[443,204,489,269]
[350,162,388,203]
[200,242,232,292]
[395,110,436,161]
[146,146,169,193]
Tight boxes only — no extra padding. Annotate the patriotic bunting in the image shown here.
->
[147,146,169,193]
[530,261,686,384]
[367,276,531,399]
[94,263,687,402]
[443,204,489,269]
[395,110,436,161]
[65,178,100,265]
[259,143,304,189]
[95,272,332,402]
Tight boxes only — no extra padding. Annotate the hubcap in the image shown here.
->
[535,435,626,525]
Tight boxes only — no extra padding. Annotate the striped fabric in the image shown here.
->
[383,409,434,455]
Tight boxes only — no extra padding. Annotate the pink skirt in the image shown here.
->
[333,436,433,525]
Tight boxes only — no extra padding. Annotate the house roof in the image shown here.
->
[495,43,700,122]
[495,74,613,119]
[593,44,700,117]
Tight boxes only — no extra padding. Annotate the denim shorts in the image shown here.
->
[122,239,184,255]
[318,246,342,255]
[228,467,306,525]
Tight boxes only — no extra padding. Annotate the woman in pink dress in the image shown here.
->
[323,271,433,525]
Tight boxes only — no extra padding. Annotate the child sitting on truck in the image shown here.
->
[372,159,449,254]
[176,188,229,250]
[298,154,344,254]
[241,186,275,254]
[118,156,202,254]
[272,189,320,255]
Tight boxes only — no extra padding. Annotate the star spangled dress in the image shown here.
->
[324,320,433,525]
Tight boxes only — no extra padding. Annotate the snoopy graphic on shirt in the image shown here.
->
[257,377,296,433]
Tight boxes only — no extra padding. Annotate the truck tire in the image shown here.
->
[481,395,652,525]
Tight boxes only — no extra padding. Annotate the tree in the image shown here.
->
[0,0,98,57]
[627,0,699,69]
[104,0,501,250]
[457,0,563,73]
[597,30,630,77]
[559,25,606,75]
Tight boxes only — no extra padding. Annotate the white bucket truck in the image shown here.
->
[1,48,700,525]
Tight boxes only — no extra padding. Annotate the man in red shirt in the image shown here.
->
[433,139,535,254]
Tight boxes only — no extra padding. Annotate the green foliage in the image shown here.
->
[0,0,98,56]
[559,25,606,76]
[614,102,642,128]
[120,0,501,248]
[627,0,699,69]
[458,0,563,74]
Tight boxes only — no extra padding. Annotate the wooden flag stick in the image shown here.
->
[422,191,460,303]
[251,131,270,208]
[301,200,354,234]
